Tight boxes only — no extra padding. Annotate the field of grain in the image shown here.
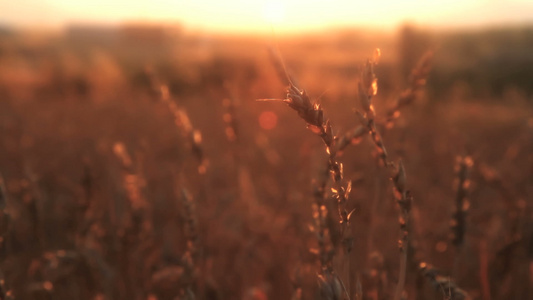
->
[0,25,531,300]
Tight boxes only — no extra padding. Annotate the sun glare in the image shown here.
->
[2,0,533,34]
[262,1,286,24]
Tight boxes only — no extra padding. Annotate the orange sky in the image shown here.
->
[2,0,533,33]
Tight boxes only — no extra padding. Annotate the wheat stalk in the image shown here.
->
[419,262,471,300]
[0,174,14,300]
[385,51,433,129]
[178,188,199,299]
[451,155,473,247]
[145,69,208,175]
[260,68,354,299]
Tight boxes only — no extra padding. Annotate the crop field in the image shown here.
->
[0,25,531,299]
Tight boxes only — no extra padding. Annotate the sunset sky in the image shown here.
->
[2,0,533,33]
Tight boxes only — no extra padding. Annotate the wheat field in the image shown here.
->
[0,25,531,300]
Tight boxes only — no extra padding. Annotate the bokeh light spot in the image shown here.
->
[436,241,448,253]
[259,111,278,130]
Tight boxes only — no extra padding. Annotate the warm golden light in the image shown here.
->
[262,1,285,24]
[2,0,533,33]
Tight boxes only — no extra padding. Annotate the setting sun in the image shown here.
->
[2,0,533,34]
[262,1,286,24]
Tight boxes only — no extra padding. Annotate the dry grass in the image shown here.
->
[0,26,531,300]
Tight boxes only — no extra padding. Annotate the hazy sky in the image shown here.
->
[2,0,533,33]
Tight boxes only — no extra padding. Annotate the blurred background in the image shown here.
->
[0,1,532,300]
[2,0,533,100]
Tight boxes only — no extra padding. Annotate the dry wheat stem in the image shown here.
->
[451,155,473,269]
[283,82,355,252]
[265,78,355,299]
[355,50,439,300]
[355,51,410,300]
[0,174,14,300]
[385,52,433,129]
[419,262,471,300]
[392,162,412,300]
[222,97,239,143]
[478,162,526,238]
[179,188,199,298]
[356,53,390,168]
[146,69,208,174]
